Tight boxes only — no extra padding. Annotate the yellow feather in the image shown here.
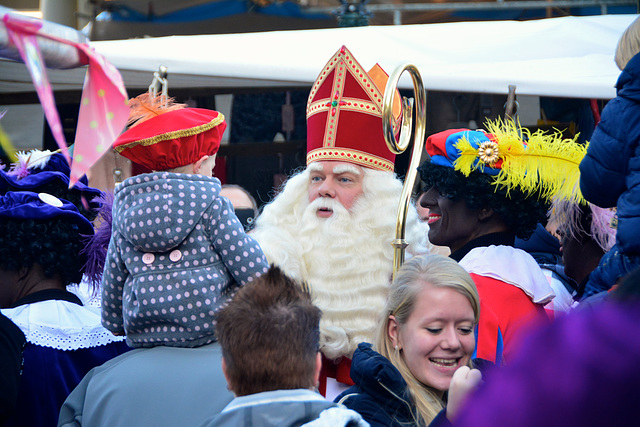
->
[452,117,586,204]
[454,137,478,176]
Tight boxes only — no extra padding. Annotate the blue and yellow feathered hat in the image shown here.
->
[425,118,588,204]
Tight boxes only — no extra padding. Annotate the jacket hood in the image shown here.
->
[113,172,219,252]
[514,223,562,265]
[617,52,640,102]
[350,343,411,401]
[337,342,416,426]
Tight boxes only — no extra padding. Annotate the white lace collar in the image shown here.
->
[2,300,125,350]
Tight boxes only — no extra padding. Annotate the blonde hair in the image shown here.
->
[374,254,480,426]
[615,16,640,70]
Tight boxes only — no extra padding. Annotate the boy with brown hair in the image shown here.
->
[201,265,368,427]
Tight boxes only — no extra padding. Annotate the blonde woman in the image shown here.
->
[336,254,483,426]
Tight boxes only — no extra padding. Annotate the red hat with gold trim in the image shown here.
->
[306,46,402,173]
[113,95,226,171]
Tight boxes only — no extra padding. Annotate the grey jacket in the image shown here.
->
[101,172,268,348]
[199,389,370,427]
[58,342,234,427]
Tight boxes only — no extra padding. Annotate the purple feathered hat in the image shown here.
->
[0,191,94,234]
[1,149,108,289]
[0,149,103,220]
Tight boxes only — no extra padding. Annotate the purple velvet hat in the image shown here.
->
[0,191,94,235]
[0,151,103,218]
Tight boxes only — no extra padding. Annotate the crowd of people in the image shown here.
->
[1,14,639,427]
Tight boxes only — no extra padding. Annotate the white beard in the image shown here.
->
[252,167,433,360]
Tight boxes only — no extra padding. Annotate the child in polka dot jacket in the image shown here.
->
[101,99,269,348]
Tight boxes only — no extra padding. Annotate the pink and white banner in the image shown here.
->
[2,12,128,187]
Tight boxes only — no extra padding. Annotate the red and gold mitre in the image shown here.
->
[306,46,402,172]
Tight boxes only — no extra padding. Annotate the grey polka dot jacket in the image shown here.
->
[101,172,269,348]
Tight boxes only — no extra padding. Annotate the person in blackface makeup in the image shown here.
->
[336,254,482,426]
[0,192,129,427]
[547,197,616,309]
[416,119,587,365]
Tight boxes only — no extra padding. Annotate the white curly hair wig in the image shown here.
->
[251,165,432,360]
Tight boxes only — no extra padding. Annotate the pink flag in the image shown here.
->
[3,14,72,165]
[2,12,129,187]
[70,44,128,187]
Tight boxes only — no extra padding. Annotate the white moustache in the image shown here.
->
[301,197,352,235]
[307,197,349,215]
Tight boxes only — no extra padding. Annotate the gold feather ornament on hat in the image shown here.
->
[453,118,588,205]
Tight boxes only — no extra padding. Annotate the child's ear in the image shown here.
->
[193,155,209,173]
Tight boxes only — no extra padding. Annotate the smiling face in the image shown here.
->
[389,281,476,394]
[418,186,482,253]
[307,161,364,217]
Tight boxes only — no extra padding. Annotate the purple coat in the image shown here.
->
[452,299,640,427]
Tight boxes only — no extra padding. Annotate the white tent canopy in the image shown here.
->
[0,13,636,99]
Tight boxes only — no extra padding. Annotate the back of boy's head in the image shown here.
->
[113,94,226,172]
[215,265,321,396]
[616,16,640,70]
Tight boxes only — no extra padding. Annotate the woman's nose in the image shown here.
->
[440,327,462,350]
